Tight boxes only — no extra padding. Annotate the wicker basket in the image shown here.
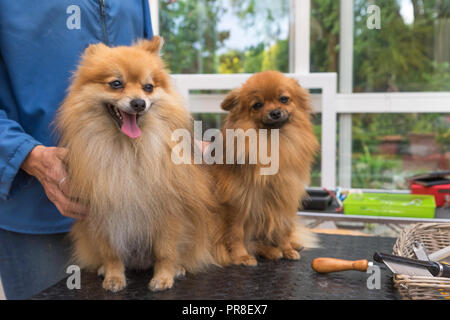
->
[393,223,450,300]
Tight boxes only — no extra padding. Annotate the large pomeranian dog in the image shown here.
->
[56,36,228,292]
[211,71,319,266]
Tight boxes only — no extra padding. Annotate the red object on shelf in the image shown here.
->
[410,171,450,207]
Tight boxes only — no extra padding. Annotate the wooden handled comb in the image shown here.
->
[312,257,372,273]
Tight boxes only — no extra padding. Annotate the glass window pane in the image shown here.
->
[346,113,450,189]
[160,0,290,74]
[311,0,450,92]
[310,0,340,73]
[311,113,322,187]
[354,0,450,92]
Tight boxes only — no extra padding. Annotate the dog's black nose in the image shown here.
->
[130,99,146,112]
[270,109,282,120]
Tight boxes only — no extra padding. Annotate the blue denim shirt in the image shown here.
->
[0,0,153,234]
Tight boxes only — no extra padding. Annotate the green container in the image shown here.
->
[343,193,436,218]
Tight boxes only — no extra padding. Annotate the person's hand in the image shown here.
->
[201,141,211,153]
[194,140,211,155]
[21,145,88,220]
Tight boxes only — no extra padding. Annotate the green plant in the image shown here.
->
[352,145,402,188]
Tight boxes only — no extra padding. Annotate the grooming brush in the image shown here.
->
[373,252,450,278]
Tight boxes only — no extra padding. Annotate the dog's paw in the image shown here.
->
[102,275,126,292]
[148,275,174,292]
[260,247,283,261]
[283,249,301,260]
[233,255,258,266]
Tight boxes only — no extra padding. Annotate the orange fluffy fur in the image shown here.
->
[56,37,228,292]
[211,71,319,266]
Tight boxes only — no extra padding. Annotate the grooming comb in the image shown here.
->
[373,252,450,278]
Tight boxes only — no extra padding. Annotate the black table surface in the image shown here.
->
[33,234,401,300]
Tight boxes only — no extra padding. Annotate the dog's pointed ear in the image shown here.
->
[289,78,313,112]
[221,89,241,111]
[136,36,164,54]
[84,42,109,57]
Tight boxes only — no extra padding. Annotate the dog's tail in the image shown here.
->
[212,241,232,266]
[292,221,320,249]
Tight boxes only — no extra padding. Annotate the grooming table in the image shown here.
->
[32,234,400,300]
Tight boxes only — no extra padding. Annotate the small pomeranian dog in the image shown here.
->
[56,36,228,292]
[211,71,319,266]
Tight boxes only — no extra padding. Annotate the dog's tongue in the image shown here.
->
[119,110,141,139]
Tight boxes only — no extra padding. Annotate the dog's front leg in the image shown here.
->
[148,229,178,292]
[149,258,176,292]
[228,223,257,266]
[253,241,283,260]
[277,235,301,260]
[101,257,127,292]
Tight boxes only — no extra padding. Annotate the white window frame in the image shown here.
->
[152,0,450,190]
[338,0,354,188]
[149,0,159,35]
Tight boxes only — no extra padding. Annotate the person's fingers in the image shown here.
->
[57,204,88,220]
[44,168,70,198]
[54,204,87,220]
[56,176,84,207]
[54,147,69,161]
[55,204,86,220]
[41,152,67,184]
[31,146,88,220]
[47,152,89,215]
[194,139,203,151]
[52,167,78,203]
[45,183,88,219]
[202,141,211,154]
[41,151,70,193]
[58,176,71,196]
[194,139,211,155]
[65,199,89,217]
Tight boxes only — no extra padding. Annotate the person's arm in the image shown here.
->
[143,0,154,40]
[0,109,41,199]
[0,109,87,219]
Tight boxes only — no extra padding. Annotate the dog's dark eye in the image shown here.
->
[143,84,154,93]
[279,96,289,104]
[252,102,264,110]
[109,80,123,89]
